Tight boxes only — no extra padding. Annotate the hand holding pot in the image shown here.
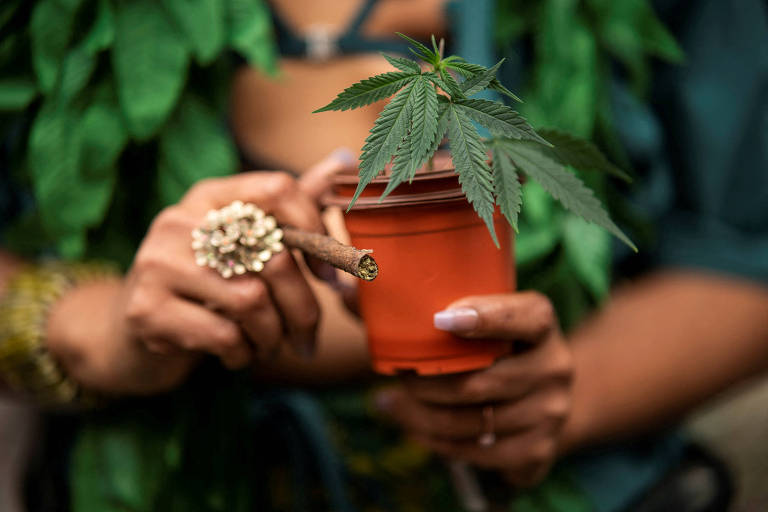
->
[124,172,325,368]
[375,292,573,487]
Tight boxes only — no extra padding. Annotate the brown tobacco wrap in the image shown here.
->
[282,227,378,281]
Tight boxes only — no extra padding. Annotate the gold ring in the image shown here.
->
[478,405,496,447]
[192,200,285,279]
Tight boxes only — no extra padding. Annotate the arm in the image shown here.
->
[562,269,768,451]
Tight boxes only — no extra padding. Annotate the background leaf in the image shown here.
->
[227,0,277,72]
[113,0,189,140]
[157,95,238,205]
[162,0,225,65]
[0,78,37,110]
[30,0,80,93]
[562,215,611,300]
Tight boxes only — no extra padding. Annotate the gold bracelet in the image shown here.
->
[0,261,119,407]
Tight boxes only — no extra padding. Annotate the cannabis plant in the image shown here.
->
[315,34,635,251]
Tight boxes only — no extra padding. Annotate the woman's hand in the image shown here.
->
[375,292,573,487]
[122,172,326,369]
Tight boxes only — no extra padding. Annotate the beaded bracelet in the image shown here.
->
[0,262,119,407]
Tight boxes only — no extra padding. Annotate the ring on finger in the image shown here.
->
[478,405,496,447]
[192,200,285,279]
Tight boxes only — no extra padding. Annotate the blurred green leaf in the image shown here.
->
[29,100,117,258]
[30,0,80,93]
[521,180,554,226]
[157,95,237,205]
[0,78,37,110]
[162,0,225,65]
[563,215,610,300]
[80,84,128,179]
[515,219,561,266]
[113,0,189,140]
[226,0,276,72]
[537,128,632,182]
[525,0,597,137]
[82,0,115,54]
[57,48,96,104]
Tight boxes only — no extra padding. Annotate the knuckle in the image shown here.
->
[265,172,297,198]
[531,298,556,333]
[153,206,190,232]
[211,322,241,349]
[544,394,571,422]
[528,439,556,467]
[460,376,493,403]
[186,178,218,201]
[230,279,269,312]
[124,294,156,330]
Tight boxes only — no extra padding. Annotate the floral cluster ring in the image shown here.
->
[192,200,285,279]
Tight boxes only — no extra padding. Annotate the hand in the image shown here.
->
[375,292,573,487]
[123,171,325,369]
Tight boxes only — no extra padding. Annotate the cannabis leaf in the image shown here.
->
[382,75,439,200]
[446,103,498,246]
[491,144,522,231]
[455,98,551,145]
[537,128,632,182]
[350,80,419,208]
[498,140,636,251]
[447,61,523,103]
[459,59,504,96]
[314,71,418,113]
[382,53,421,73]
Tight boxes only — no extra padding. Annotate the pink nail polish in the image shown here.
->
[433,308,479,332]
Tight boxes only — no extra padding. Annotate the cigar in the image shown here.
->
[282,227,378,281]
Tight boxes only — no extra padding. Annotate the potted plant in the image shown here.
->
[315,34,634,375]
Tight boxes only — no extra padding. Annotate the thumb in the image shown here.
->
[299,147,357,202]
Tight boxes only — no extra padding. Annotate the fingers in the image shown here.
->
[259,251,320,357]
[298,147,356,201]
[126,294,252,370]
[401,339,572,405]
[415,430,557,487]
[433,292,557,342]
[376,387,567,441]
[181,171,325,233]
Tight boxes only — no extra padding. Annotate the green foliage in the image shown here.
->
[315,34,634,250]
[1,0,276,259]
[537,128,632,182]
[113,0,189,140]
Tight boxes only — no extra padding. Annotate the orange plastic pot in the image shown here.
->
[326,164,516,375]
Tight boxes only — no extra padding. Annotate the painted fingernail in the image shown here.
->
[374,390,395,413]
[434,308,479,332]
[329,147,356,167]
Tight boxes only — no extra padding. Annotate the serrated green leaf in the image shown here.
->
[113,0,189,140]
[314,72,418,112]
[515,220,561,266]
[383,76,440,199]
[455,98,550,145]
[0,78,37,110]
[381,53,421,73]
[459,59,503,97]
[395,32,437,64]
[30,0,78,93]
[563,215,610,300]
[163,0,225,65]
[491,145,522,231]
[446,103,498,246]
[158,95,238,205]
[447,61,523,102]
[500,141,636,250]
[227,0,276,72]
[350,81,417,208]
[439,68,465,99]
[536,128,632,182]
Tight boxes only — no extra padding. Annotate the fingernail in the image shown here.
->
[329,147,356,168]
[374,390,395,413]
[434,308,479,332]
